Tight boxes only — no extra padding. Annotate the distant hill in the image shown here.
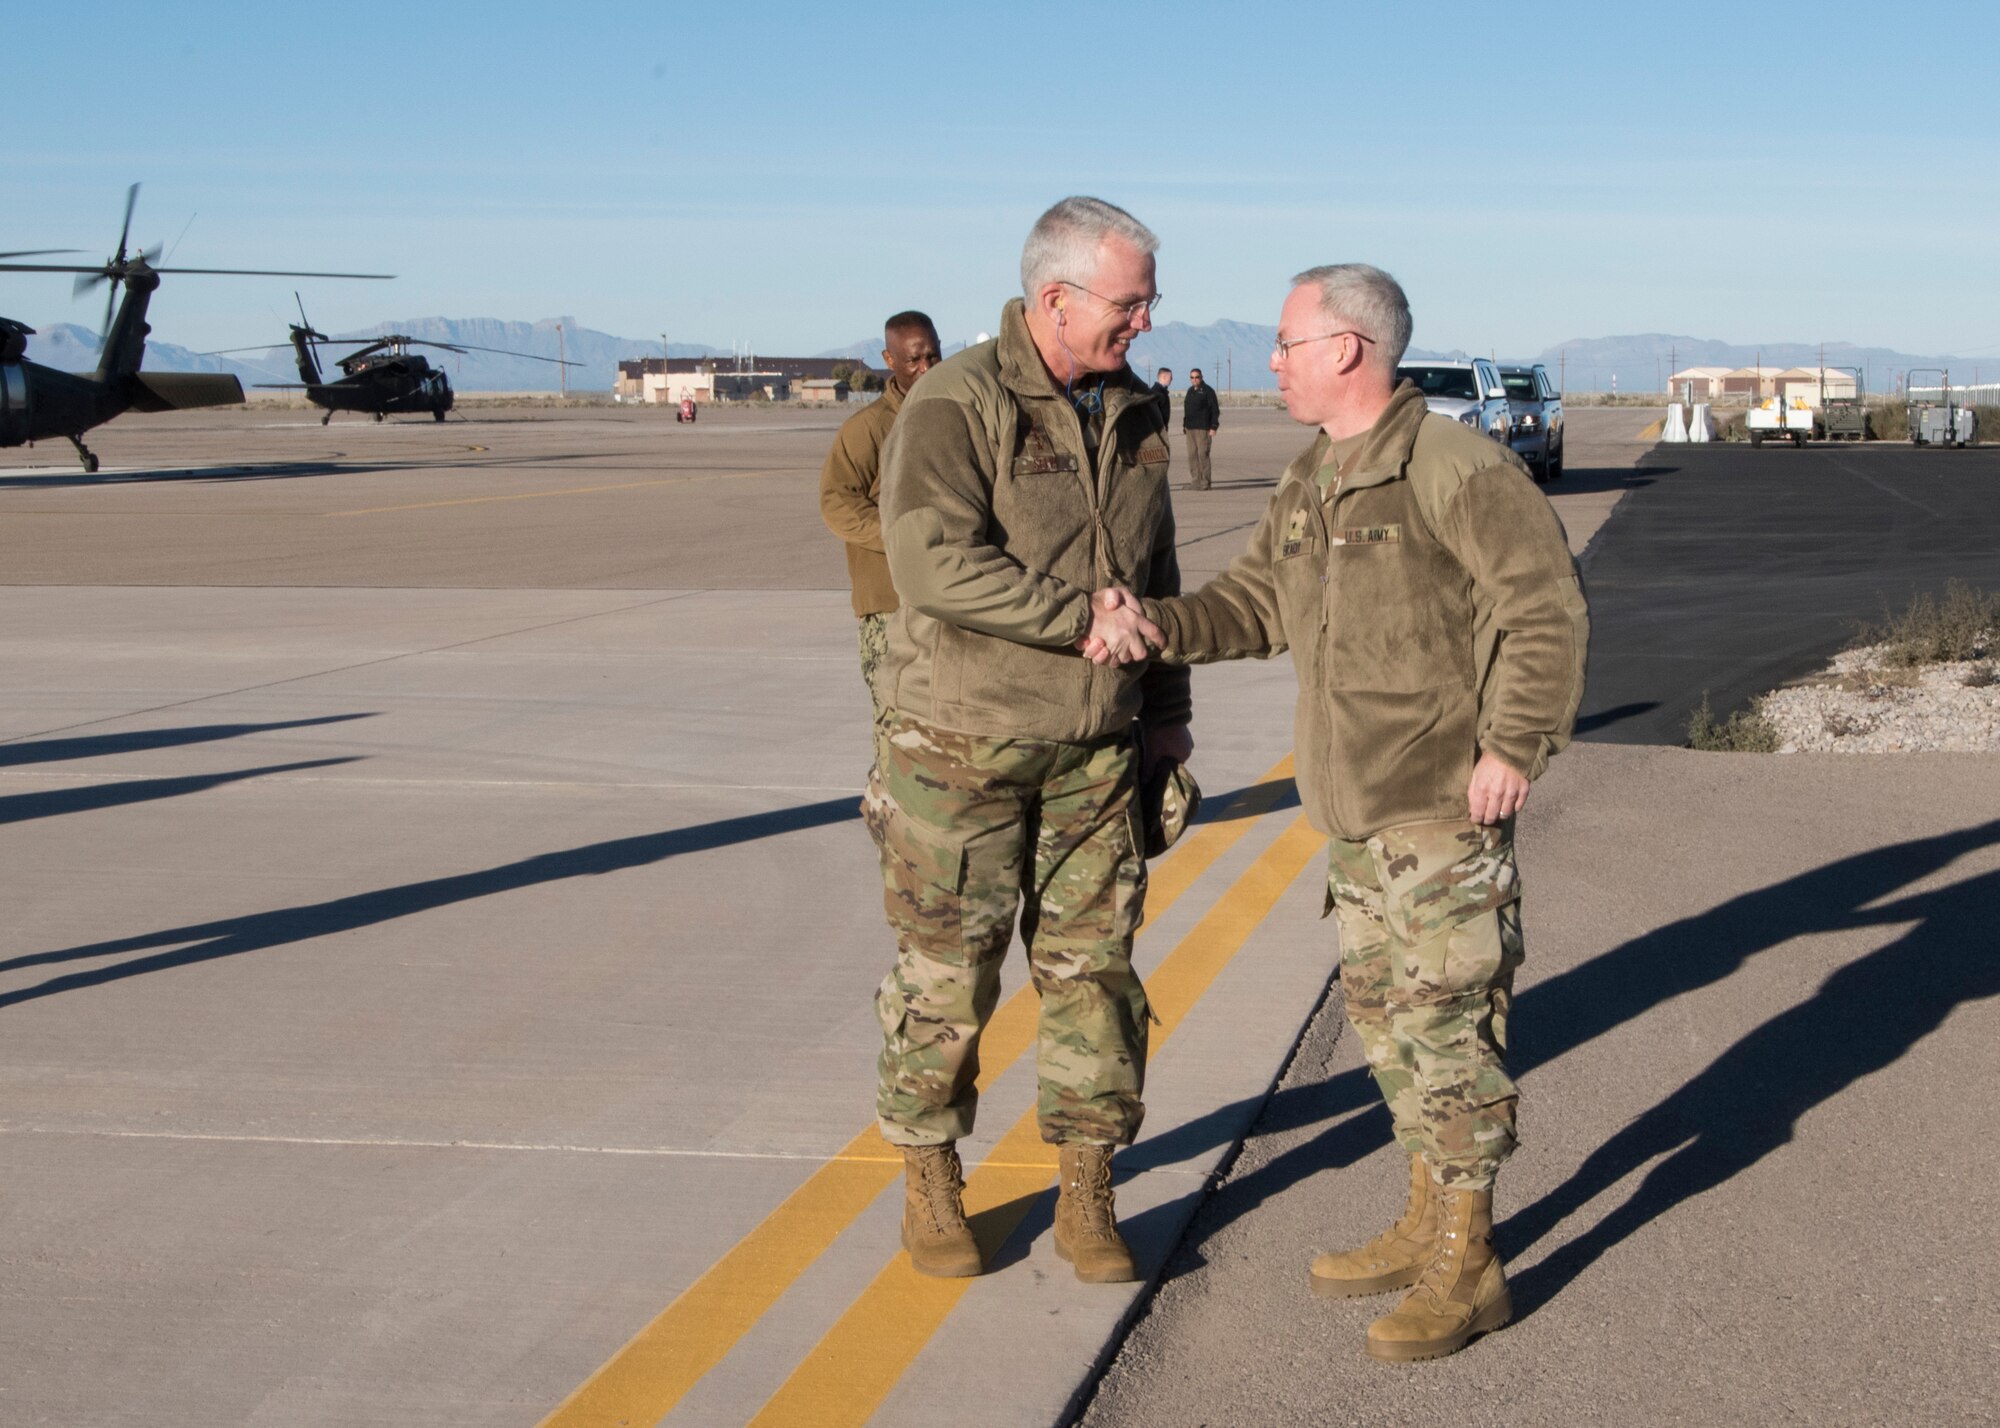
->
[23,319,722,393]
[818,319,1456,392]
[1534,334,1982,392]
[24,314,1983,397]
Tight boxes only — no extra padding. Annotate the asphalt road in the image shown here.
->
[1575,441,2000,745]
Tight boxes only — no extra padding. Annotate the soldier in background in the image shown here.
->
[871,196,1187,1284]
[818,311,942,756]
[1182,366,1219,490]
[1092,264,1587,1360]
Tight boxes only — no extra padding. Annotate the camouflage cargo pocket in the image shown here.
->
[1372,820,1520,951]
[879,802,1021,966]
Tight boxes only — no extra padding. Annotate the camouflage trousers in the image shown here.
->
[1328,820,1525,1190]
[857,613,890,766]
[867,711,1150,1148]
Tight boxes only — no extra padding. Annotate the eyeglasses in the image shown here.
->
[1061,280,1162,322]
[1272,329,1376,360]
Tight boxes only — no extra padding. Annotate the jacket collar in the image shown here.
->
[994,298,1150,424]
[1280,378,1440,496]
[1277,381,1431,497]
[880,371,907,414]
[1325,381,1430,492]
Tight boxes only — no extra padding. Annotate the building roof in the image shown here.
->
[619,356,880,381]
[1722,366,1785,378]
[1670,366,1734,379]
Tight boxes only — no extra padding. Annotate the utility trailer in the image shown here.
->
[1746,395,1814,447]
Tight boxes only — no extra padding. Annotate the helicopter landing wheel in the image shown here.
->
[433,409,446,423]
[373,412,384,423]
[68,436,99,474]
[321,411,332,426]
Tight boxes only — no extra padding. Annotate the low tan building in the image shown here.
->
[1669,366,1734,399]
[615,355,879,403]
[798,379,850,404]
[1721,366,1784,399]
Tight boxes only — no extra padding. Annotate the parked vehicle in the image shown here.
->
[1746,396,1814,448]
[1497,363,1564,480]
[1396,359,1510,447]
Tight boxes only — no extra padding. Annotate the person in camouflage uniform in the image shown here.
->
[871,197,1187,1283]
[1094,264,1587,1359]
[818,311,943,761]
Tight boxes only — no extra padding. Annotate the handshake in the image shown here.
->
[1075,587,1162,667]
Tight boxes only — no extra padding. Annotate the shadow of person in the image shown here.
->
[1122,817,2000,1284]
[1502,864,2000,1319]
[0,757,358,826]
[0,795,859,1008]
[0,713,374,768]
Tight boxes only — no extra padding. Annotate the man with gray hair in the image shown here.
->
[1090,263,1587,1360]
[868,196,1189,1284]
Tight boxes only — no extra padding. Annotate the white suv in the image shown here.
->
[1395,358,1511,447]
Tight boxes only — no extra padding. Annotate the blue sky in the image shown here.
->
[10,0,1997,360]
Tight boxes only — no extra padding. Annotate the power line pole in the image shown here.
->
[556,321,567,400]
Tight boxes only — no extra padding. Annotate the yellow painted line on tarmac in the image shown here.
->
[746,813,1326,1428]
[536,756,1296,1428]
[324,467,797,517]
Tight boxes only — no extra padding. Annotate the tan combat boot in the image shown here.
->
[900,1144,982,1278]
[1365,1183,1512,1362]
[1053,1143,1137,1283]
[1310,1152,1437,1298]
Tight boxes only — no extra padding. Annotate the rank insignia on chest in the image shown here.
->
[1281,507,1310,558]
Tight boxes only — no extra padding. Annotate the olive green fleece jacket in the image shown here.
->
[817,376,904,617]
[878,299,1192,742]
[1145,382,1589,841]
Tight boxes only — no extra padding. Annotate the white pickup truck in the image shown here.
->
[1746,396,1814,447]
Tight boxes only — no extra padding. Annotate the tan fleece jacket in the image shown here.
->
[878,300,1192,741]
[1146,382,1589,840]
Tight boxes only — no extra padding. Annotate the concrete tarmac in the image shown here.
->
[19,400,1978,1428]
[0,402,1360,1426]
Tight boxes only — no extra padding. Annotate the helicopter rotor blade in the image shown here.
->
[114,183,139,264]
[0,249,81,260]
[413,339,581,365]
[101,280,117,342]
[148,266,395,279]
[73,269,107,299]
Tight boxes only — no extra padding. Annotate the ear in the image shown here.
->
[880,348,893,367]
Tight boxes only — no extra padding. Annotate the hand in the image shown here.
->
[1466,752,1529,825]
[1076,587,1161,667]
[1143,722,1194,774]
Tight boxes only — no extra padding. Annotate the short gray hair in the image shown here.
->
[1021,196,1159,301]
[1290,264,1412,370]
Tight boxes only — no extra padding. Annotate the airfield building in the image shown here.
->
[615,356,881,404]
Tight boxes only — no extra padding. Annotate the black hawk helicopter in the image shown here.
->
[0,185,392,472]
[217,300,580,424]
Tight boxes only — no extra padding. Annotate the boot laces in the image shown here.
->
[917,1148,966,1229]
[1067,1154,1117,1234]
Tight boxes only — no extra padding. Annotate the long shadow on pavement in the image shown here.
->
[0,757,359,826]
[1503,859,2000,1319]
[1121,817,2000,1291]
[0,795,859,1009]
[0,714,375,767]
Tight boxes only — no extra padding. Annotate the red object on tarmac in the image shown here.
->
[677,397,697,423]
